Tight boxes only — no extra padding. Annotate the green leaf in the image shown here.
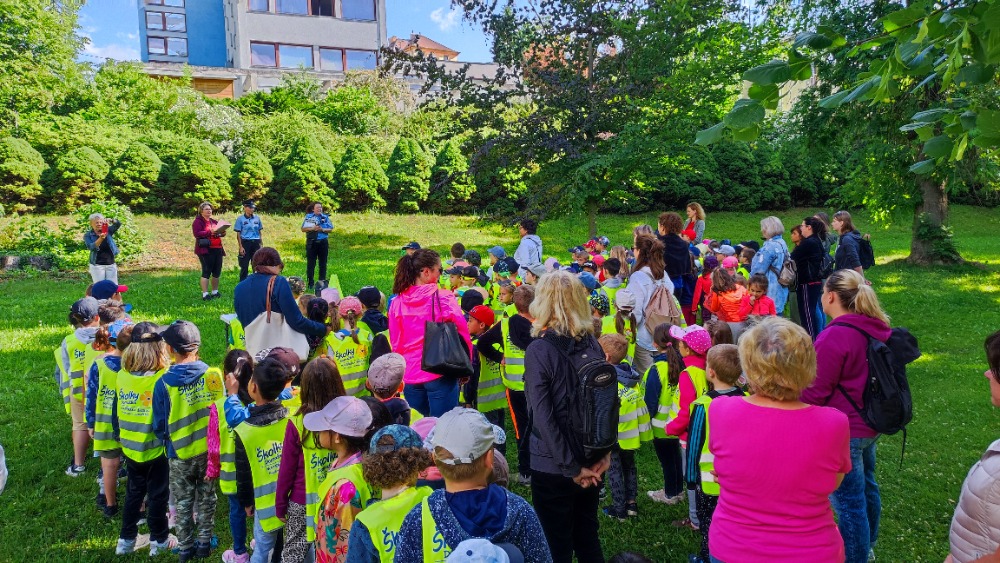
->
[883,6,927,33]
[910,71,939,93]
[723,99,766,130]
[911,108,951,122]
[960,111,978,130]
[972,135,1000,149]
[819,90,850,109]
[951,134,969,160]
[748,83,780,110]
[842,76,880,103]
[849,36,891,57]
[731,124,761,142]
[897,41,923,65]
[922,135,953,159]
[909,159,936,174]
[742,60,792,85]
[900,121,932,132]
[978,109,1000,135]
[954,63,992,85]
[915,125,935,141]
[794,32,833,50]
[695,123,726,146]
[816,25,847,48]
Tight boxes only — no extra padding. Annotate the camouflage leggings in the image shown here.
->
[168,455,218,552]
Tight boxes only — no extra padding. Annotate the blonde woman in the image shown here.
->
[524,270,610,563]
[685,202,706,242]
[609,245,630,283]
[708,317,851,562]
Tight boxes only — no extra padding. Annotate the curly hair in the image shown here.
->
[361,448,434,490]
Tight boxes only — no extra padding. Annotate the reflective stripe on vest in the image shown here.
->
[691,394,718,495]
[473,336,507,413]
[65,334,100,405]
[117,368,168,462]
[637,404,653,443]
[500,317,525,391]
[93,357,121,451]
[215,396,238,496]
[420,496,452,562]
[165,367,224,459]
[291,415,336,542]
[649,361,677,439]
[357,486,433,562]
[617,384,642,450]
[234,418,287,533]
[54,339,72,414]
[326,332,371,396]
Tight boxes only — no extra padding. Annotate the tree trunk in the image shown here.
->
[587,197,598,239]
[908,175,962,265]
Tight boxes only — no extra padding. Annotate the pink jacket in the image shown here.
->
[389,283,472,385]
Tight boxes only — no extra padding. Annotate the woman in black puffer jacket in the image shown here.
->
[790,216,828,339]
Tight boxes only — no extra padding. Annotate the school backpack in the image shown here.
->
[858,233,876,270]
[833,323,920,437]
[819,252,835,280]
[541,334,620,465]
[770,249,797,288]
[643,277,682,334]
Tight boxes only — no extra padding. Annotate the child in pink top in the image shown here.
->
[738,274,777,318]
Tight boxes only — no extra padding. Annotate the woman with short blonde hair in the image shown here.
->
[530,271,594,339]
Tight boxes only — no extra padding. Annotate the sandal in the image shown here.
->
[672,517,699,531]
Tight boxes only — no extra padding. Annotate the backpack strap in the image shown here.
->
[829,321,871,417]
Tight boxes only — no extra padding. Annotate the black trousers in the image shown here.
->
[238,239,261,281]
[484,409,506,455]
[531,470,604,563]
[506,389,530,476]
[121,456,170,543]
[696,488,719,560]
[198,249,224,279]
[653,437,685,496]
[305,238,329,287]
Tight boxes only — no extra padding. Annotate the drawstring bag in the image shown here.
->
[421,291,473,379]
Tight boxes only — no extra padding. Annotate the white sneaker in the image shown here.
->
[115,534,150,555]
[149,534,178,556]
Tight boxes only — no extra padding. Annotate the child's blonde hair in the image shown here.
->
[513,284,535,315]
[598,333,629,364]
[122,340,170,373]
[298,293,315,316]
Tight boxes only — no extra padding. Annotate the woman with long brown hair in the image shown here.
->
[628,233,673,374]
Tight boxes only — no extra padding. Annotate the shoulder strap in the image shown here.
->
[265,276,277,323]
[830,321,871,416]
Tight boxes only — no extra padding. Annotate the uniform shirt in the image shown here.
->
[234,213,263,240]
[303,213,333,241]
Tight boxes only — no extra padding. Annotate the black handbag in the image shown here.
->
[197,238,211,248]
[421,291,474,379]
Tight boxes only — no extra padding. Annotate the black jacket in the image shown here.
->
[234,402,288,509]
[791,235,826,284]
[835,231,862,271]
[659,234,692,280]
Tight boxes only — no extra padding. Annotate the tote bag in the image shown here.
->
[244,276,310,359]
[421,291,474,379]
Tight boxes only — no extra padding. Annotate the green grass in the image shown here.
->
[1,207,998,562]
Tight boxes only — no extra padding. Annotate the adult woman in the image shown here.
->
[709,317,851,563]
[832,210,866,277]
[815,211,839,256]
[388,248,471,417]
[192,202,226,300]
[749,216,789,316]
[628,233,672,375]
[803,270,896,563]
[948,331,1000,562]
[524,270,610,563]
[786,225,803,325]
[789,216,827,339]
[657,212,693,312]
[232,247,330,354]
[84,213,122,283]
[301,202,333,290]
[685,202,706,243]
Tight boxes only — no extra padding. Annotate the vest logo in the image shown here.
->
[140,391,153,407]
[120,390,139,403]
[431,529,451,555]
[73,349,86,360]
[308,452,334,476]
[100,386,117,406]
[256,441,283,473]
[380,527,399,554]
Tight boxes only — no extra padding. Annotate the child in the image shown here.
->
[601,258,623,313]
[306,296,331,359]
[230,358,290,563]
[503,284,534,484]
[590,293,611,335]
[573,250,590,270]
[486,246,507,277]
[152,320,223,560]
[704,319,734,346]
[288,276,307,300]
[664,324,713,532]
[357,286,388,334]
[115,322,178,555]
[721,256,739,278]
[331,296,371,396]
[309,396,381,562]
[449,243,469,267]
[444,265,464,292]
[276,356,348,561]
[686,344,745,563]
[738,247,754,279]
[693,255,718,318]
[394,407,551,563]
[87,319,132,517]
[367,353,411,425]
[579,271,600,297]
[458,266,481,298]
[644,324,687,505]
[609,246,630,283]
[739,274,777,318]
[59,296,102,476]
[704,268,748,341]
[464,305,508,433]
[599,334,650,520]
[345,425,435,562]
[497,280,516,317]
[604,289,638,365]
[208,349,254,563]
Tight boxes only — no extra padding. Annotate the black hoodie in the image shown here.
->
[234,402,288,509]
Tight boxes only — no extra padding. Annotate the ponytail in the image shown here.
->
[663,343,684,387]
[392,248,441,295]
[825,269,890,325]
[345,311,360,344]
[614,309,637,344]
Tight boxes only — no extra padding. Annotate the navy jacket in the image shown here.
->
[233,273,327,337]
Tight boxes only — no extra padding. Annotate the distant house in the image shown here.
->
[389,34,460,61]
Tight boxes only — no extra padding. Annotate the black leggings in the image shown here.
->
[121,456,170,543]
[653,437,685,497]
[198,249,223,279]
[305,238,328,286]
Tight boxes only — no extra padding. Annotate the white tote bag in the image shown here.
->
[244,276,310,359]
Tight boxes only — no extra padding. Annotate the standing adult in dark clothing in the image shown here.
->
[301,202,333,290]
[657,212,693,305]
[234,200,263,282]
[524,270,610,563]
[832,210,868,280]
[84,213,122,283]
[192,202,226,301]
[790,217,828,339]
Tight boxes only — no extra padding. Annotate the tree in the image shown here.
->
[231,148,273,203]
[162,139,233,214]
[386,137,432,213]
[334,143,388,211]
[313,86,390,136]
[428,139,476,212]
[107,141,162,211]
[273,135,337,212]
[0,137,47,213]
[50,146,110,212]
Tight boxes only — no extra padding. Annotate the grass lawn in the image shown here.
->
[1,206,998,562]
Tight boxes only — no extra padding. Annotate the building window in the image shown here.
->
[250,42,277,66]
[166,37,188,56]
[275,0,308,14]
[345,49,377,70]
[248,0,269,12]
[146,0,184,6]
[341,0,375,20]
[310,0,333,16]
[279,44,313,68]
[165,12,186,31]
[319,48,344,71]
[148,37,166,55]
[146,12,165,30]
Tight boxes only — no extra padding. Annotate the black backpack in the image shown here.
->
[541,334,620,465]
[857,234,876,270]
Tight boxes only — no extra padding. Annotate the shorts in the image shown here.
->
[70,397,88,432]
[98,448,122,459]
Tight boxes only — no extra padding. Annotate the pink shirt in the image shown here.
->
[708,397,851,563]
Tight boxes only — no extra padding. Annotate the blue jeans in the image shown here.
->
[404,376,459,417]
[227,495,247,555]
[251,513,281,563]
[831,437,880,563]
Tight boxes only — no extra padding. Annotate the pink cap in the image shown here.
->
[668,324,713,355]
[320,287,341,306]
[338,296,363,317]
[722,256,739,268]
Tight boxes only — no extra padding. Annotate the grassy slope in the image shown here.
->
[0,207,997,562]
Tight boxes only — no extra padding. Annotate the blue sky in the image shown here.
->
[78,0,494,64]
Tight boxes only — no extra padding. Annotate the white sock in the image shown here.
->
[202,292,208,297]
[211,290,219,295]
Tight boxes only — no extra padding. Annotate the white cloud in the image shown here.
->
[84,42,141,62]
[429,6,461,32]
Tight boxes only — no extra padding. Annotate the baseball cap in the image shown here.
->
[243,200,256,209]
[722,256,739,269]
[254,347,301,375]
[444,265,464,276]
[525,263,546,278]
[494,260,510,276]
[303,396,373,438]
[431,407,506,465]
[92,280,128,300]
[460,288,485,313]
[320,287,341,306]
[463,250,482,267]
[446,539,525,563]
[287,276,306,296]
[71,297,100,323]
[502,257,520,274]
[107,319,133,343]
[338,296,363,318]
[584,240,597,250]
[161,320,201,353]
[567,245,585,254]
[589,292,610,317]
[367,353,406,395]
[543,257,561,273]
[131,321,165,343]
[613,288,636,311]
[578,272,599,291]
[357,286,381,309]
[716,245,736,257]
[487,246,506,259]
[468,305,495,326]
[461,265,480,279]
[369,424,423,454]
[597,235,610,247]
[669,324,713,355]
[592,255,605,266]
[681,228,697,240]
[581,260,597,271]
[411,416,438,444]
[690,246,701,258]
[696,243,710,256]
[402,241,421,250]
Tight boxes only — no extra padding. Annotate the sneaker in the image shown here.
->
[195,541,212,559]
[66,464,86,477]
[96,491,108,510]
[602,507,629,521]
[516,473,531,486]
[626,502,638,517]
[249,539,255,552]
[149,534,178,556]
[103,504,120,519]
[222,550,250,563]
[202,294,212,301]
[96,467,105,485]
[115,534,150,555]
[211,292,221,300]
[671,517,699,531]
[177,547,195,563]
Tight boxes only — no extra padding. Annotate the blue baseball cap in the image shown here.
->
[369,424,423,454]
[578,272,599,291]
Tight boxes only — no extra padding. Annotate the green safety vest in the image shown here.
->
[690,391,745,496]
[356,486,433,562]
[326,331,371,396]
[600,316,635,363]
[315,461,372,543]
[290,414,336,542]
[617,383,643,450]
[473,336,507,413]
[500,317,525,391]
[117,368,168,462]
[282,385,302,412]
[420,496,452,562]
[57,333,100,412]
[234,417,287,533]
[501,303,517,319]
[229,318,246,350]
[165,367,224,459]
[664,366,708,440]
[93,356,122,452]
[215,396,238,496]
[601,285,620,317]
[649,361,678,440]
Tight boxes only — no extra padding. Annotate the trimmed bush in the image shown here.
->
[273,135,337,213]
[74,200,145,262]
[50,146,110,212]
[164,139,233,214]
[313,86,389,136]
[231,148,273,204]
[107,141,162,211]
[334,143,387,211]
[387,137,432,213]
[428,139,476,213]
[0,137,47,213]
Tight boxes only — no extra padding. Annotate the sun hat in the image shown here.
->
[338,296,363,318]
[303,396,373,437]
[320,287,341,306]
[668,325,712,355]
[589,293,610,317]
[543,257,561,273]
